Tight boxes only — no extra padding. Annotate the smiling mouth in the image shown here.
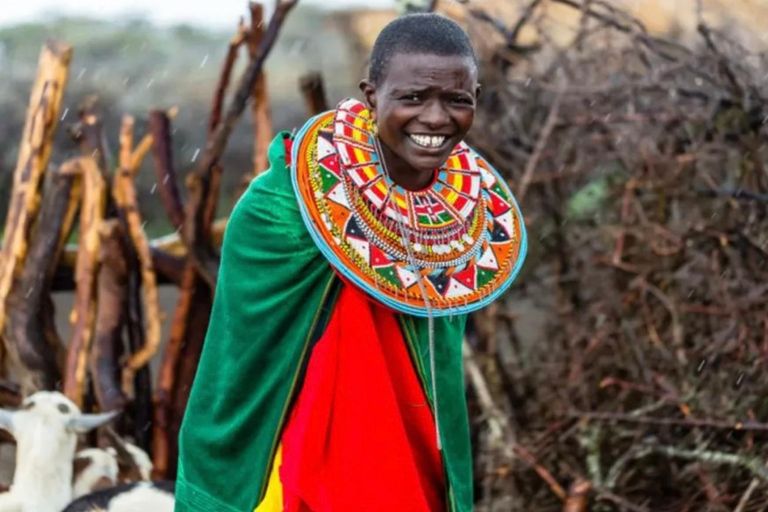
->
[408,134,450,149]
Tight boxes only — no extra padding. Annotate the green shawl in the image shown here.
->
[174,132,472,512]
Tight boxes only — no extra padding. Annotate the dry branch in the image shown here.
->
[186,0,298,287]
[89,219,128,413]
[149,111,185,233]
[64,156,107,407]
[4,161,78,394]
[153,266,199,479]
[113,116,162,397]
[248,2,274,176]
[0,40,72,359]
[562,478,591,512]
[299,72,329,116]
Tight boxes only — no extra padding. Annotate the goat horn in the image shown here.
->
[68,410,120,433]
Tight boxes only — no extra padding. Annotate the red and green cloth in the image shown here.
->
[175,131,472,512]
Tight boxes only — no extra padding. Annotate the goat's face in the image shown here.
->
[0,391,119,450]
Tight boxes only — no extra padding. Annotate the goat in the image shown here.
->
[63,481,175,512]
[72,448,119,499]
[72,438,154,498]
[0,391,118,512]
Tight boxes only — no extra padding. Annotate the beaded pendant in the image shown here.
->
[292,99,527,317]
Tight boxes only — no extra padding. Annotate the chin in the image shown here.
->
[410,154,451,172]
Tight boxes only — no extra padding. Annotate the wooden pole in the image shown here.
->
[185,0,299,288]
[248,2,274,176]
[299,72,329,116]
[0,40,72,364]
[89,219,129,414]
[113,116,163,398]
[4,161,78,394]
[64,156,107,407]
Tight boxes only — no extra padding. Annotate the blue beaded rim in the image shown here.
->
[290,112,528,318]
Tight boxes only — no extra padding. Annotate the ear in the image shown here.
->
[358,79,378,114]
[67,410,120,434]
[0,409,14,435]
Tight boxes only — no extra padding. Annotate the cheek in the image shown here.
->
[455,109,476,133]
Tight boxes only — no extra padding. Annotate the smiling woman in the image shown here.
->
[175,13,526,512]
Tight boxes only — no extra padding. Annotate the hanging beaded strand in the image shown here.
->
[373,136,442,451]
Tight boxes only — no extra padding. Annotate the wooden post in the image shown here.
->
[248,2,274,176]
[4,161,78,394]
[113,116,163,398]
[0,40,72,362]
[64,156,107,408]
[89,219,129,414]
[299,72,329,116]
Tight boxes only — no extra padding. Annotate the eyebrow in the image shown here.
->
[390,87,473,96]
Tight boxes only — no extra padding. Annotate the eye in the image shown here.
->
[57,403,71,414]
[401,92,422,102]
[451,96,474,106]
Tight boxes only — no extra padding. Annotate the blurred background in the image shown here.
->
[2,1,768,511]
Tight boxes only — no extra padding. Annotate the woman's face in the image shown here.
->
[360,53,480,190]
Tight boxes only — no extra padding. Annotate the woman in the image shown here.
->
[175,13,526,512]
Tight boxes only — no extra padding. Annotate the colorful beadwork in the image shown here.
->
[291,99,527,317]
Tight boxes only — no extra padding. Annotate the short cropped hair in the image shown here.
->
[368,13,478,86]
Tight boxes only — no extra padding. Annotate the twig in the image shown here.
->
[571,410,768,432]
[517,91,563,201]
[149,110,185,233]
[563,478,591,512]
[186,0,299,288]
[509,0,543,46]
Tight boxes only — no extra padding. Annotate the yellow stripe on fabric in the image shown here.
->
[253,444,284,512]
[352,118,367,141]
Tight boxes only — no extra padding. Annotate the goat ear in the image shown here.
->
[0,409,15,434]
[67,410,120,433]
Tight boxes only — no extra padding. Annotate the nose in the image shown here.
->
[418,99,450,130]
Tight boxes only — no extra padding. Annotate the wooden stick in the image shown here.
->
[149,111,185,233]
[168,280,212,477]
[153,265,197,479]
[209,20,247,136]
[69,97,112,183]
[64,156,107,407]
[571,410,768,432]
[89,219,128,413]
[113,116,163,397]
[563,478,592,512]
[0,39,72,350]
[299,72,329,116]
[248,2,273,176]
[4,161,78,394]
[44,166,82,375]
[186,0,299,287]
[517,91,563,201]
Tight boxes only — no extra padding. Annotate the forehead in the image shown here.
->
[381,53,477,91]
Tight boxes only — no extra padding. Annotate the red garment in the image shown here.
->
[278,284,445,511]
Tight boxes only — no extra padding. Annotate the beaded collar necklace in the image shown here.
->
[292,98,527,318]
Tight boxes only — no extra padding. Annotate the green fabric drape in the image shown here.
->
[174,130,472,512]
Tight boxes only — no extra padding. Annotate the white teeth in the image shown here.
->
[410,134,446,148]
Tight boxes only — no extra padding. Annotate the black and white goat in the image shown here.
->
[72,435,154,498]
[63,481,175,512]
[0,391,117,512]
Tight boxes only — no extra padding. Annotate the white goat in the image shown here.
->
[0,391,117,512]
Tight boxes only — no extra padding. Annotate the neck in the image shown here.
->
[377,139,434,191]
[11,427,74,512]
